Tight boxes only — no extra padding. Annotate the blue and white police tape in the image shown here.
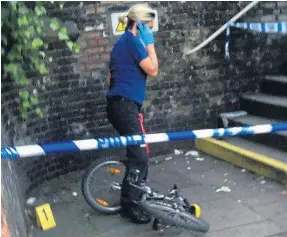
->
[225,21,287,58]
[2,123,287,160]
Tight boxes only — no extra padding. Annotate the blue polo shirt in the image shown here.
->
[106,31,148,105]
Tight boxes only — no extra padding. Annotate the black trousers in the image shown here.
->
[106,96,148,202]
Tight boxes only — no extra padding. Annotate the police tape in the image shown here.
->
[2,123,287,159]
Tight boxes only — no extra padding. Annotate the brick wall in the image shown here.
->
[226,1,287,103]
[1,123,28,237]
[1,1,287,194]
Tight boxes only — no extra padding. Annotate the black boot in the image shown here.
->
[120,171,151,224]
[120,198,151,224]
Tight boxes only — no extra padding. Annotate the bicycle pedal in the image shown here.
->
[152,219,169,231]
[152,218,160,231]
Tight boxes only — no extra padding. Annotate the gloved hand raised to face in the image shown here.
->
[137,22,154,46]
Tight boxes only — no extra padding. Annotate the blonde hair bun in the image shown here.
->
[118,14,128,24]
[126,3,154,22]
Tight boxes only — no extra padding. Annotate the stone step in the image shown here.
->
[261,75,287,97]
[240,93,287,121]
[223,114,287,152]
[223,136,287,164]
[195,137,287,184]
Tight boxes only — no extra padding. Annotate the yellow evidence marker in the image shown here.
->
[35,203,56,231]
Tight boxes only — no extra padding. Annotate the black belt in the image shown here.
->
[107,96,141,108]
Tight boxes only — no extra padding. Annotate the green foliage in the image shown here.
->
[1,1,80,120]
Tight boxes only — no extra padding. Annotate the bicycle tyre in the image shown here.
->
[81,155,125,214]
[140,200,209,233]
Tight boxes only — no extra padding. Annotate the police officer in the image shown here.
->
[106,4,158,223]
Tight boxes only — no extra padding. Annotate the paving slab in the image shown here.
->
[203,220,281,237]
[29,151,287,237]
[265,232,287,237]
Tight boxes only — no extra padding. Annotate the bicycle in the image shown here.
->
[81,114,209,233]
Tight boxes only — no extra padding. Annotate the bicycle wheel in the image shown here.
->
[140,199,209,233]
[82,156,126,214]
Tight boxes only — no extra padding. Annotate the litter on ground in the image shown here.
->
[185,150,199,156]
[196,157,204,161]
[165,157,173,161]
[216,186,231,193]
[174,149,183,155]
[26,197,36,206]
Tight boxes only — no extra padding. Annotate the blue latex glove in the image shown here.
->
[137,22,154,46]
